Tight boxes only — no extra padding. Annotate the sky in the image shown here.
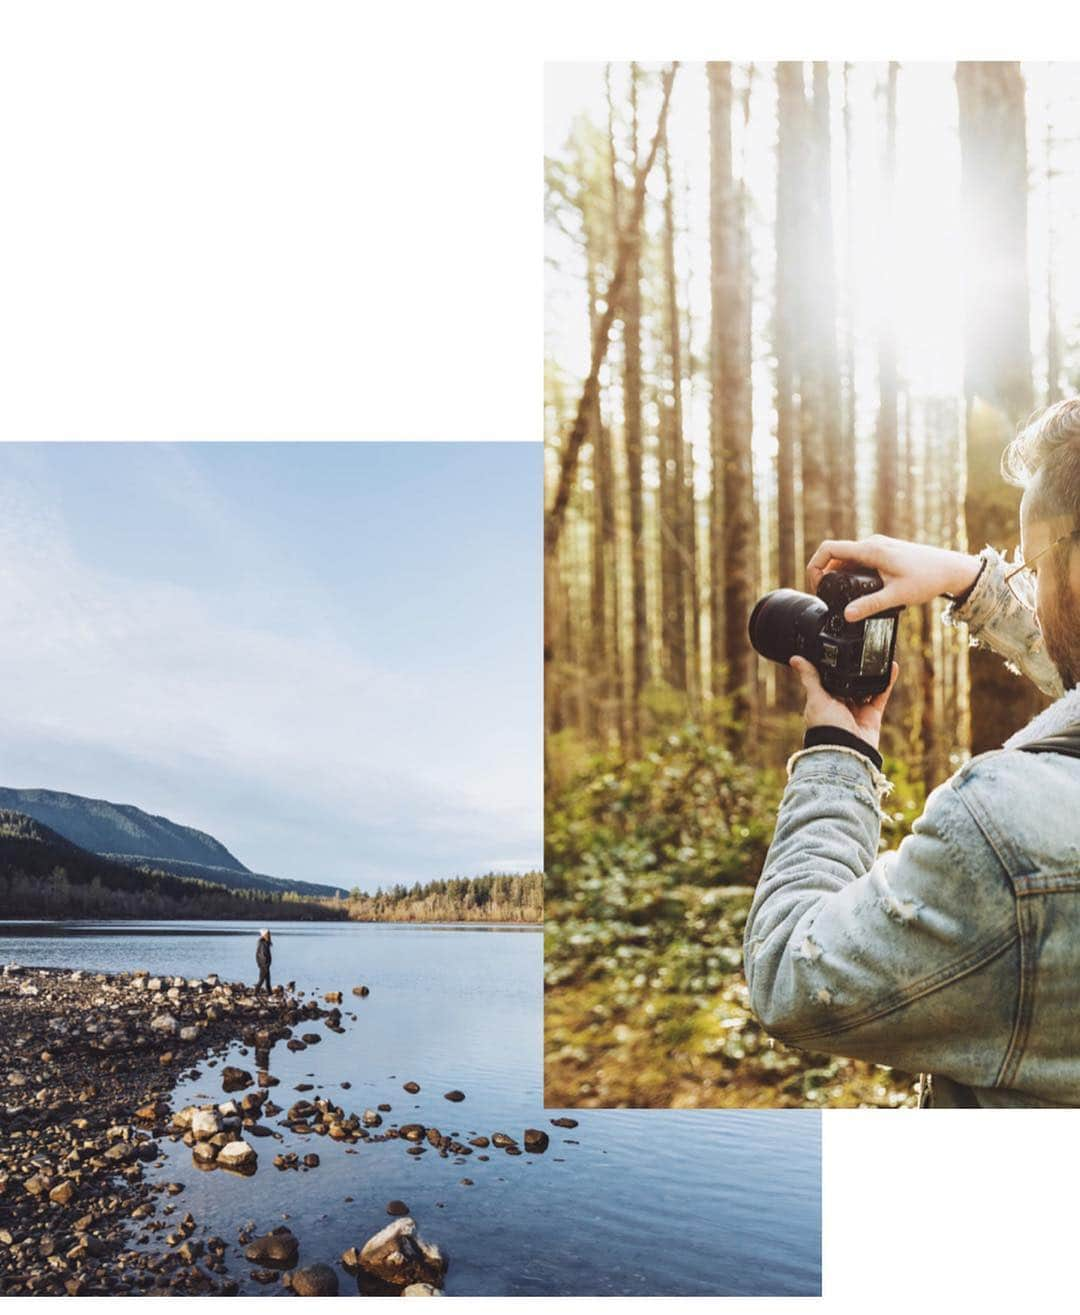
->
[0,442,541,891]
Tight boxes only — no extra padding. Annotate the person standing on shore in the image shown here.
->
[255,929,272,993]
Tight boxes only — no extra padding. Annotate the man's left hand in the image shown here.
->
[789,656,900,753]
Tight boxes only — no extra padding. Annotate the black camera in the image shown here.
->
[747,568,901,702]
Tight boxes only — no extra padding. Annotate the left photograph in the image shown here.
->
[0,441,819,1298]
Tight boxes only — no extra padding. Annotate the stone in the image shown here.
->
[442,1090,465,1103]
[400,1124,426,1142]
[352,986,370,997]
[323,992,342,1004]
[550,1117,578,1129]
[303,1153,320,1168]
[523,1129,549,1153]
[362,1109,382,1128]
[217,1140,257,1174]
[244,1230,299,1269]
[357,1217,447,1289]
[403,1284,444,1296]
[48,1179,74,1205]
[192,1142,217,1165]
[149,1014,178,1036]
[179,1026,198,1042]
[290,1263,339,1296]
[490,1132,517,1149]
[191,1108,223,1140]
[221,1066,253,1092]
[386,1199,409,1216]
[403,1081,421,1094]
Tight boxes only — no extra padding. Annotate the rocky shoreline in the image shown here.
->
[0,964,337,1295]
[0,963,581,1297]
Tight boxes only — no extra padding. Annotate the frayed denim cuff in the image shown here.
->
[943,545,1007,633]
[785,743,893,803]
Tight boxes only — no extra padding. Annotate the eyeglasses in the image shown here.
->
[1004,529,1080,606]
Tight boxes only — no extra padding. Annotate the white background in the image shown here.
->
[2,1,1078,1311]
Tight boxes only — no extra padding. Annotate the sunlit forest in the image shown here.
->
[544,61,1078,1108]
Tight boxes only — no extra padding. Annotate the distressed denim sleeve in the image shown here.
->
[944,544,1064,698]
[743,746,1019,1085]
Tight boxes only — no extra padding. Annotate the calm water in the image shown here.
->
[0,920,820,1297]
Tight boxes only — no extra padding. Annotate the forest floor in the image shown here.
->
[545,904,918,1111]
[544,725,924,1111]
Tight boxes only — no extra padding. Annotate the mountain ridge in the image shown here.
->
[0,786,345,899]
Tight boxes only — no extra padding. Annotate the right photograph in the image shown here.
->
[544,60,1080,1110]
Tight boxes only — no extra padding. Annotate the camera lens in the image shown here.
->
[748,589,829,665]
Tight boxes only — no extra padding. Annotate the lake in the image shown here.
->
[0,919,820,1297]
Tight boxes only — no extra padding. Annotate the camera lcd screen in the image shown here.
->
[860,616,894,675]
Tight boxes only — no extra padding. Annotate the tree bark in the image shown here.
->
[955,60,1044,753]
[875,63,899,539]
[709,61,754,723]
[774,62,803,597]
[660,130,688,692]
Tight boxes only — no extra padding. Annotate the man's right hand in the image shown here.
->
[806,535,983,623]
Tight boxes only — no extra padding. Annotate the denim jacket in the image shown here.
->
[744,546,1080,1107]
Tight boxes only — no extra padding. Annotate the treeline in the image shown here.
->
[344,871,543,923]
[0,810,346,922]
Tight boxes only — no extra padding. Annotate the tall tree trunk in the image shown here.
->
[606,64,628,745]
[707,61,729,704]
[918,398,939,784]
[624,63,648,751]
[773,62,805,712]
[799,64,828,560]
[1045,121,1063,406]
[875,62,899,538]
[840,62,858,539]
[775,62,803,598]
[581,147,607,741]
[955,61,1044,753]
[708,61,754,720]
[660,131,687,692]
[812,63,843,544]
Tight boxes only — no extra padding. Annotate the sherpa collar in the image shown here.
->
[1002,684,1080,749]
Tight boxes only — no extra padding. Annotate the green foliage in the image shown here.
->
[545,726,918,1109]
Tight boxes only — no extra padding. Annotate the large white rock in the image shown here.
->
[358,1217,447,1288]
[149,1014,178,1036]
[216,1139,257,1173]
[191,1107,223,1140]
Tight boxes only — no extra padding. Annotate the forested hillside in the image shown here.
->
[0,810,345,922]
[0,787,347,899]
